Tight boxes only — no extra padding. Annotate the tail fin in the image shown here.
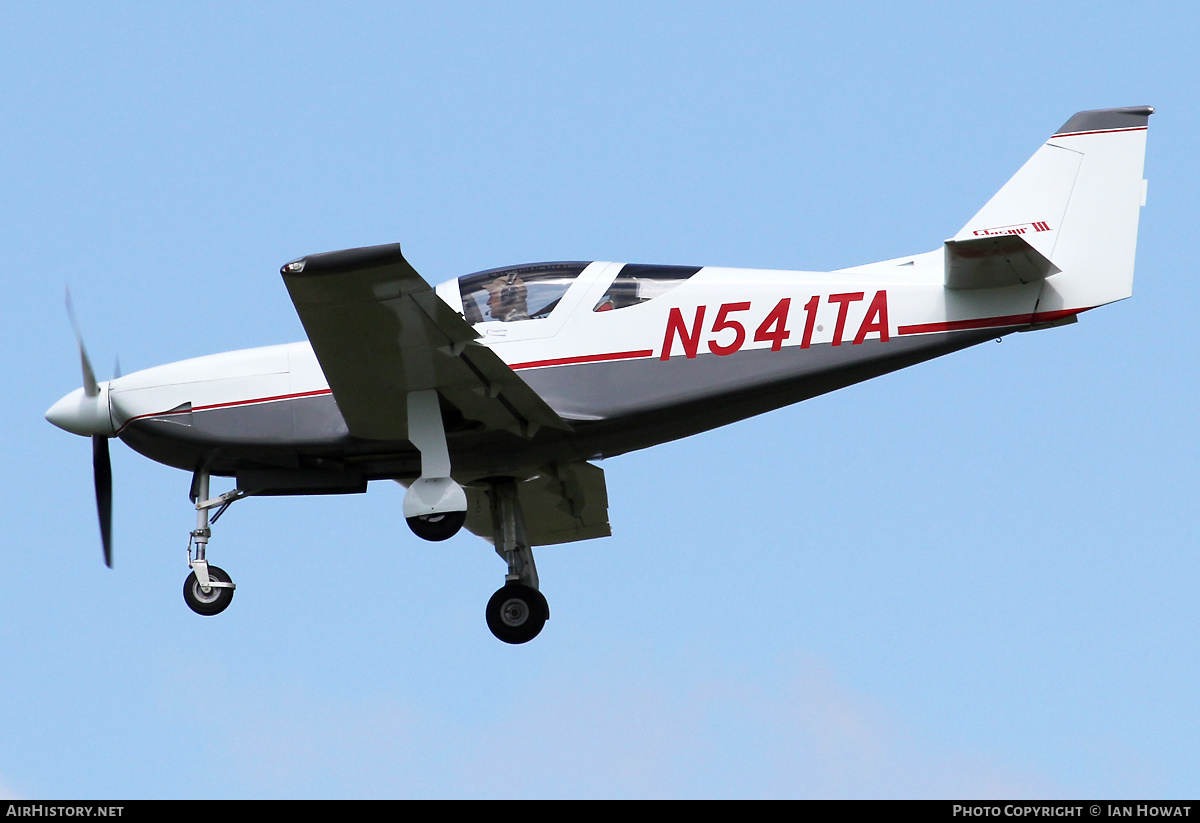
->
[950,106,1152,312]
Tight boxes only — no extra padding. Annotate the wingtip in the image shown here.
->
[280,243,406,278]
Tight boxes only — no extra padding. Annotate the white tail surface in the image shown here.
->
[951,106,1152,313]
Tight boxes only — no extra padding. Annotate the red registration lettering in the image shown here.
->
[708,302,752,356]
[661,290,889,359]
[827,292,864,346]
[660,306,706,360]
[853,290,889,344]
[799,295,819,349]
[754,298,792,351]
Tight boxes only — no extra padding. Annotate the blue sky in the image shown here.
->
[2,1,1197,798]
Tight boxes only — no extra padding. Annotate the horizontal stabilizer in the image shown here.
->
[944,234,1060,290]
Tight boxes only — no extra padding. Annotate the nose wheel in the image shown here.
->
[183,564,235,616]
[486,583,548,644]
[182,469,243,617]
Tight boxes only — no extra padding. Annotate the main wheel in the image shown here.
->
[183,565,235,616]
[406,510,466,542]
[486,583,549,644]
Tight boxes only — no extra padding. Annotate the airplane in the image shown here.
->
[46,106,1153,644]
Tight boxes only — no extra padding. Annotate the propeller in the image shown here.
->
[53,289,116,567]
[65,289,99,397]
[93,430,113,568]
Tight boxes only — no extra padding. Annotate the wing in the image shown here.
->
[281,243,571,440]
[463,461,611,547]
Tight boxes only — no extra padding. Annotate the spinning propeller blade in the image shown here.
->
[65,288,99,398]
[61,289,116,567]
[93,434,113,568]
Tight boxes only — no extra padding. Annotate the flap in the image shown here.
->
[464,462,611,547]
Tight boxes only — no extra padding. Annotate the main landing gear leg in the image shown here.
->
[484,478,548,644]
[403,389,467,541]
[183,469,242,616]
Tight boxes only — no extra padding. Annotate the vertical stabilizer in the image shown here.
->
[951,106,1152,313]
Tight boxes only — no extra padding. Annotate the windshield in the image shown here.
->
[459,262,591,324]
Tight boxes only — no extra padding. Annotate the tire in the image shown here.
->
[485,583,548,644]
[183,565,235,616]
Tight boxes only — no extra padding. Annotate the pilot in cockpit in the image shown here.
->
[484,274,531,322]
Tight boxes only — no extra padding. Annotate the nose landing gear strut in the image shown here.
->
[183,470,244,616]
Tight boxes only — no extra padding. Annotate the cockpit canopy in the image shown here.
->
[459,262,590,324]
[457,261,702,325]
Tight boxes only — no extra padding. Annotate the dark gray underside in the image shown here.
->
[119,327,1007,487]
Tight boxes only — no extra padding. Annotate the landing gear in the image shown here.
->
[486,583,548,644]
[401,391,550,642]
[184,565,235,615]
[183,469,241,617]
[402,390,467,541]
[484,477,549,644]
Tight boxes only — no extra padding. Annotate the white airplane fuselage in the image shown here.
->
[54,251,1054,481]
